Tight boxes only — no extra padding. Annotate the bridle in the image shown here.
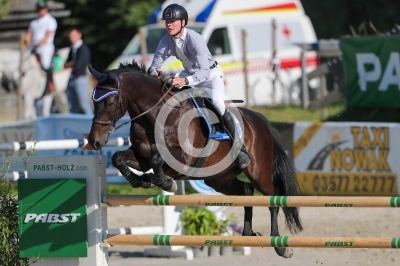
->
[91,76,176,133]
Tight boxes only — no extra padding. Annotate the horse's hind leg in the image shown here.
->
[112,149,154,188]
[242,183,262,236]
[204,177,260,236]
[270,207,294,258]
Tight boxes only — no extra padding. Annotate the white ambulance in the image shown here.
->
[108,0,318,106]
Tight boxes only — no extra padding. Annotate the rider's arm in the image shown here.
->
[148,34,171,76]
[184,33,211,86]
[24,31,32,46]
[38,30,54,47]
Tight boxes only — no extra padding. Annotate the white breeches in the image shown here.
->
[36,44,55,70]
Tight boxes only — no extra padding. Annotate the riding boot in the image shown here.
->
[222,109,251,169]
[46,68,55,92]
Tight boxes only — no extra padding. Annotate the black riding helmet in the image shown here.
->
[161,4,188,26]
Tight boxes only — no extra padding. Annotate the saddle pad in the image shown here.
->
[188,92,242,141]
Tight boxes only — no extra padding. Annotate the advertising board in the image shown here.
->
[294,122,400,196]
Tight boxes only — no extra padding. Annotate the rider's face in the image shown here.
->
[165,19,184,36]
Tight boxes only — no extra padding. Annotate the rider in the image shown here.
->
[148,4,250,169]
[24,0,57,115]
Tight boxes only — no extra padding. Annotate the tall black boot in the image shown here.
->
[222,109,250,169]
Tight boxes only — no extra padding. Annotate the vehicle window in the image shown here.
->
[207,27,231,55]
[124,26,204,56]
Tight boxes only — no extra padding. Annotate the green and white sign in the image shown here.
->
[19,178,88,258]
[341,36,400,107]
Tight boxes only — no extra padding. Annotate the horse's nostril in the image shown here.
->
[94,141,102,150]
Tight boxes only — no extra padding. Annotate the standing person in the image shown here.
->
[64,28,93,115]
[24,0,57,116]
[148,4,250,169]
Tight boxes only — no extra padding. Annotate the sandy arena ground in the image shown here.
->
[107,204,400,266]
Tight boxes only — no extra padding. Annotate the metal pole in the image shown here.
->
[301,47,309,109]
[139,27,148,67]
[17,33,24,120]
[241,29,250,108]
[271,18,277,107]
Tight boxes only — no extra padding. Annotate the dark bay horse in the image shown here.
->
[86,62,303,258]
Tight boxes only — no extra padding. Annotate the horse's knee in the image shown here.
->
[111,152,125,168]
[150,152,163,168]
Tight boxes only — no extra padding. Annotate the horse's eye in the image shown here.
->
[106,100,114,108]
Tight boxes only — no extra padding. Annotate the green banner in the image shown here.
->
[18,179,88,258]
[341,36,400,107]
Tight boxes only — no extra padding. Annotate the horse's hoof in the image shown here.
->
[166,180,178,192]
[142,182,157,189]
[282,248,294,258]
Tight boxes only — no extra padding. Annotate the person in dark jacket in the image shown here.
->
[64,28,93,114]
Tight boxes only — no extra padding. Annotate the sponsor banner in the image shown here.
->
[294,122,400,196]
[341,36,400,107]
[18,178,87,257]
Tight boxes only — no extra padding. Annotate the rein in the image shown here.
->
[92,77,176,132]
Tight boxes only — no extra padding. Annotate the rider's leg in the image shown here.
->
[37,46,55,93]
[205,66,250,169]
[222,109,250,169]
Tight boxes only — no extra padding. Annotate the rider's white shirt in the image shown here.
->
[28,13,57,46]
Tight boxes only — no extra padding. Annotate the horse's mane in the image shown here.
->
[110,59,172,88]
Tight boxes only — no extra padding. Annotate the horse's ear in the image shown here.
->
[88,65,103,80]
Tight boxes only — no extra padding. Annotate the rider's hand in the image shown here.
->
[172,77,186,88]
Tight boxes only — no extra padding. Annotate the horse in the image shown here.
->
[0,47,71,119]
[86,61,303,258]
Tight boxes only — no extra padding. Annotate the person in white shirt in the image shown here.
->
[24,0,58,116]
[24,0,57,71]
[149,4,250,169]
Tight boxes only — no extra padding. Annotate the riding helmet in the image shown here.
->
[36,0,48,9]
[161,4,188,25]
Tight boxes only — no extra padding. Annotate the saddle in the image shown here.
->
[185,90,243,141]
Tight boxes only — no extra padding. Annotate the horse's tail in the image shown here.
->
[264,116,303,234]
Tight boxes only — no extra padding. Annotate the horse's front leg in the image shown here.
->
[111,148,155,189]
[148,152,177,192]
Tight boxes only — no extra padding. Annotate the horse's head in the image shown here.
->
[87,65,125,150]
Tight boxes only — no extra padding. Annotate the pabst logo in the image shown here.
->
[24,213,81,223]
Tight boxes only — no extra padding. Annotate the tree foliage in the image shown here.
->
[56,0,164,71]
[301,0,400,39]
[0,157,28,266]
[0,0,19,19]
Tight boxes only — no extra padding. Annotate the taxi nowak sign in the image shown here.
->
[18,178,88,258]
[293,122,400,196]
